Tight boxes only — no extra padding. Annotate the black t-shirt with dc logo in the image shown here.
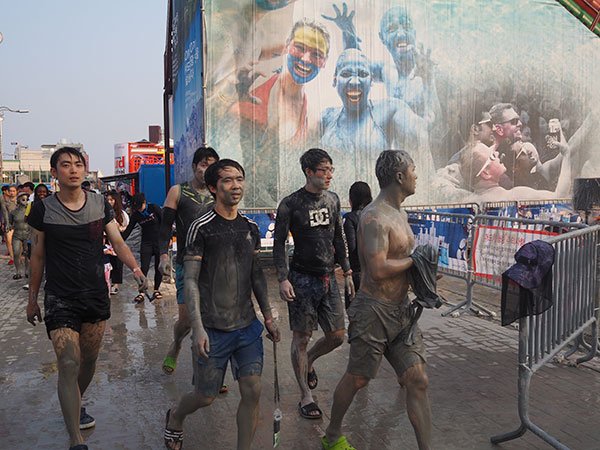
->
[27,192,114,300]
[273,188,350,282]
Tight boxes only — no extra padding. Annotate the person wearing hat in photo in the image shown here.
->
[8,190,31,280]
[501,240,555,327]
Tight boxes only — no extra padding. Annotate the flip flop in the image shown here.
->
[321,435,356,450]
[163,356,177,374]
[308,368,318,390]
[298,401,322,420]
[164,409,183,450]
[153,291,163,300]
[219,384,229,394]
[133,293,145,304]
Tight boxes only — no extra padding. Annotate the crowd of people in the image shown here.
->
[10,143,436,450]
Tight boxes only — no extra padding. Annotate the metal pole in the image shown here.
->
[163,0,173,193]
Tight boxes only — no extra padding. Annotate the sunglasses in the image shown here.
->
[502,117,520,126]
[476,151,500,178]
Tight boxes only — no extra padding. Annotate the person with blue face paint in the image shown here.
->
[319,7,435,205]
[318,3,440,204]
[233,19,331,205]
[325,3,442,131]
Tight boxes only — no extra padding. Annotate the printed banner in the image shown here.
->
[410,214,469,272]
[472,225,557,282]
[173,0,600,209]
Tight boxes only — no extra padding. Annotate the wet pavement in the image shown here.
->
[1,249,600,449]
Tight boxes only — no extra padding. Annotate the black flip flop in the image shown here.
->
[307,368,318,390]
[298,401,322,420]
[164,409,184,450]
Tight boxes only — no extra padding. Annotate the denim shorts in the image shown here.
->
[287,270,345,333]
[44,291,111,339]
[175,262,185,305]
[192,318,264,397]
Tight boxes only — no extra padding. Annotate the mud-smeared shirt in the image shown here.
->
[185,209,260,331]
[273,188,350,282]
[27,192,114,299]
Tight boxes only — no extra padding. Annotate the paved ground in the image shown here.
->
[1,245,599,449]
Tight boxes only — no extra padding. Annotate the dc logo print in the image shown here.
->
[309,208,330,227]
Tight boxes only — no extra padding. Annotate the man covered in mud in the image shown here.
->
[26,146,147,450]
[8,190,30,280]
[273,148,354,420]
[163,159,280,450]
[322,150,432,450]
[158,146,219,376]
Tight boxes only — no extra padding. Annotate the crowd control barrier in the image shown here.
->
[404,202,480,215]
[406,210,496,316]
[490,225,600,450]
[407,211,587,317]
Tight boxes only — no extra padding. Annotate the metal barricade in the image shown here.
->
[239,208,278,257]
[406,210,489,316]
[404,202,480,215]
[472,215,585,291]
[490,225,600,450]
[481,200,519,217]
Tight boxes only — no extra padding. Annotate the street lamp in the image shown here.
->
[0,106,29,183]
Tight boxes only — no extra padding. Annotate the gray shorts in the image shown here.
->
[347,292,426,379]
[287,270,345,333]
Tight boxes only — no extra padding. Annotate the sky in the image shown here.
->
[0,1,167,176]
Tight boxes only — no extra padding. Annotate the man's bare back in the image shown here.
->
[358,198,414,304]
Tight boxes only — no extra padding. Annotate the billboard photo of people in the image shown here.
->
[173,0,600,208]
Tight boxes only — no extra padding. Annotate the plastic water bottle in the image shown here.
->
[273,408,282,447]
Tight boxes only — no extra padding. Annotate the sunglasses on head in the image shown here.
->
[476,151,500,178]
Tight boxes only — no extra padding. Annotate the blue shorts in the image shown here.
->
[192,318,264,397]
[175,262,185,305]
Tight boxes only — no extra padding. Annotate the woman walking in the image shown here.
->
[122,192,162,303]
[106,190,129,295]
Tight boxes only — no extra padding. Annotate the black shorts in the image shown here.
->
[287,270,345,332]
[44,291,111,339]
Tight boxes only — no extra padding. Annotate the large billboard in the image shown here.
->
[172,0,204,184]
[173,0,600,208]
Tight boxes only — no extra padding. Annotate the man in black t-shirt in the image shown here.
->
[273,148,354,420]
[163,159,280,450]
[26,147,147,450]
